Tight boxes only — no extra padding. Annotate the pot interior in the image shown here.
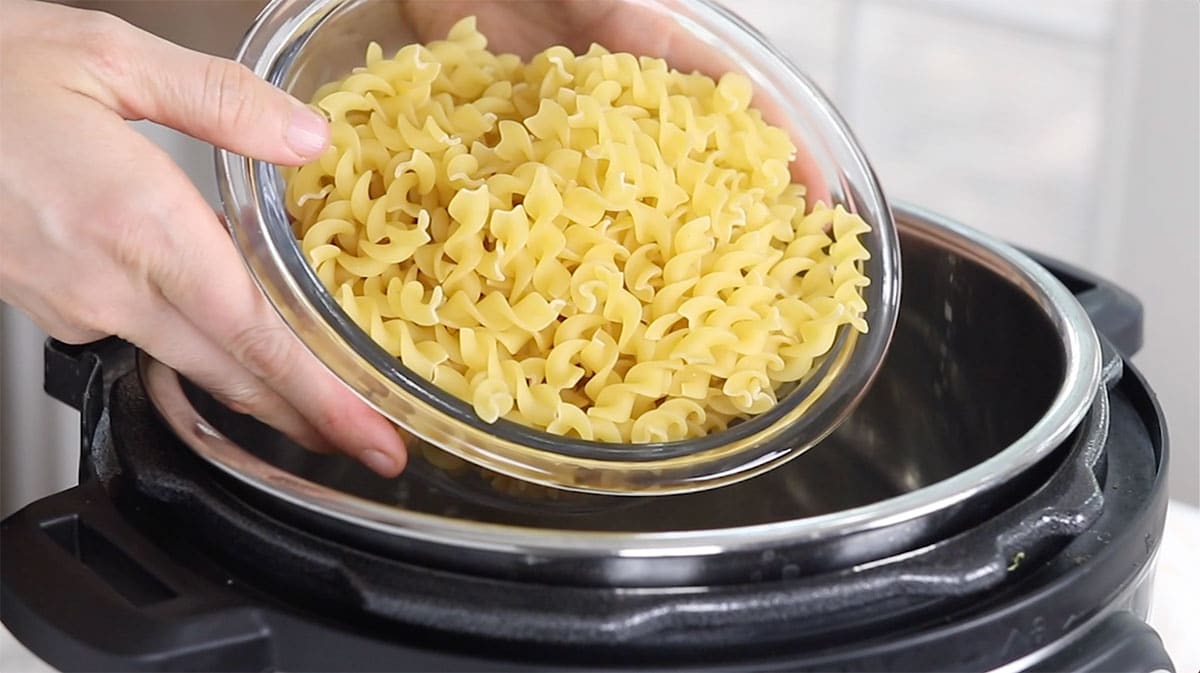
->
[182,210,1067,532]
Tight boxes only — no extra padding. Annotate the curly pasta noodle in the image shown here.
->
[283,17,871,444]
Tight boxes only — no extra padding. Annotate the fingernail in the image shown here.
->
[286,104,329,158]
[361,448,400,477]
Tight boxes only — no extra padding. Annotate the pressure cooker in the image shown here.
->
[0,204,1174,672]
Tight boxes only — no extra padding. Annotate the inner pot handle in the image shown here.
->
[0,480,273,672]
[1022,250,1144,358]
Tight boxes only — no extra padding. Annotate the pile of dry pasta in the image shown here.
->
[284,17,870,444]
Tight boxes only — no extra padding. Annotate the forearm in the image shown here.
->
[50,0,267,57]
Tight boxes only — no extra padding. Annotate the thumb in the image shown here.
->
[93,17,329,165]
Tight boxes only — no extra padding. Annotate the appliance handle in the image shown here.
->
[0,480,274,672]
[43,337,140,481]
[815,380,1111,602]
[1031,610,1175,673]
[1023,250,1144,358]
[42,337,116,412]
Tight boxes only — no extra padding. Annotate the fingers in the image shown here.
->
[141,48,331,164]
[147,187,407,476]
[69,9,328,165]
[126,294,339,457]
[594,9,832,206]
[144,209,409,475]
[2,4,402,476]
[397,0,830,206]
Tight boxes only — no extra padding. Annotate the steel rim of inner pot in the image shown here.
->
[141,205,1103,570]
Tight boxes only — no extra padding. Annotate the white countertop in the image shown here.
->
[1147,499,1200,672]
[3,500,1197,672]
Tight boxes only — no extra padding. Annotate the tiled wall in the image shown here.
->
[734,0,1198,505]
[737,0,1114,262]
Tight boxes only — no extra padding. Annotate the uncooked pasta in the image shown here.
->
[283,17,871,443]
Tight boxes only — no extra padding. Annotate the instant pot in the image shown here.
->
[0,206,1173,672]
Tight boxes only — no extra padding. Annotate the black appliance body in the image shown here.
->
[0,229,1173,673]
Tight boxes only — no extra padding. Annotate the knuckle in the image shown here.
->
[75,11,133,85]
[229,323,297,384]
[107,215,148,271]
[69,298,117,335]
[203,59,259,131]
[57,281,126,338]
[52,329,108,346]
[103,203,166,279]
[313,402,352,439]
[94,177,185,287]
[32,293,112,342]
[212,384,267,417]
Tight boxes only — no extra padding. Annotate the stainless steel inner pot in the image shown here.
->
[141,204,1104,586]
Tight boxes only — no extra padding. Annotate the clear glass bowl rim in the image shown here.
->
[216,0,901,494]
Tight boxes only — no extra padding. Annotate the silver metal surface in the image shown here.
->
[142,205,1103,586]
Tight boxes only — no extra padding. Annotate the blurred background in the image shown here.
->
[3,0,1197,514]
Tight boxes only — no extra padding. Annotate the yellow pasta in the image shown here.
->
[283,17,872,444]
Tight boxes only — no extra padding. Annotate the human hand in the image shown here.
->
[400,0,829,204]
[0,0,407,476]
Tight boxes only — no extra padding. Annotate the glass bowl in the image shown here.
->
[216,0,900,495]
